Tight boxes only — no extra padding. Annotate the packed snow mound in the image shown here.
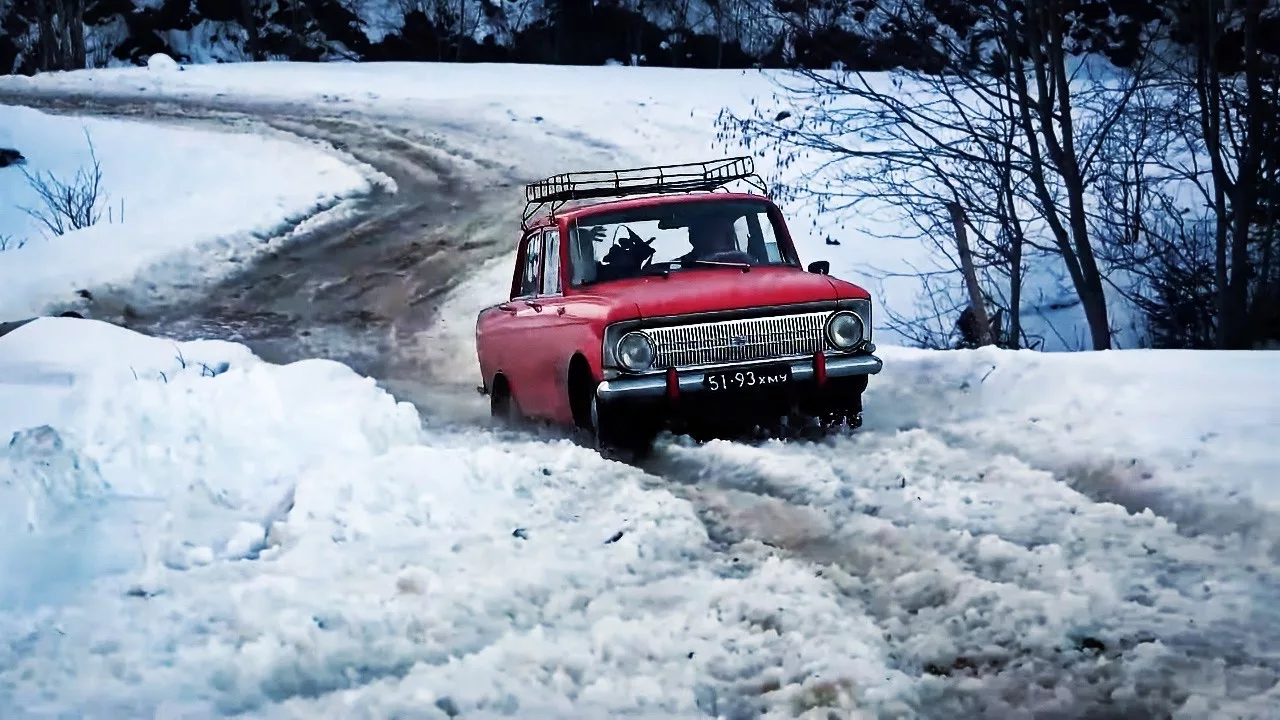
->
[146,52,181,72]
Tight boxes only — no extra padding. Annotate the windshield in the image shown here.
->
[566,199,798,285]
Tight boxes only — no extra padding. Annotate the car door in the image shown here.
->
[484,229,545,413]
[520,227,578,422]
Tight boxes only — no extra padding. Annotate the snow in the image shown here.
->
[145,52,181,72]
[0,61,1140,350]
[1,61,1279,717]
[0,317,920,717]
[0,103,376,320]
[4,315,1279,716]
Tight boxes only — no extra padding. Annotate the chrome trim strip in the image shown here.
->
[596,353,883,402]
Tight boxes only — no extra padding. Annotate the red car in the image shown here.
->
[475,157,881,457]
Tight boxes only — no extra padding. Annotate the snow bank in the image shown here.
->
[0,317,920,717]
[0,104,374,319]
[865,345,1280,549]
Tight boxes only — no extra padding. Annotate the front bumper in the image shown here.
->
[596,352,883,402]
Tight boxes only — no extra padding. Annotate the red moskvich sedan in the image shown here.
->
[475,157,882,457]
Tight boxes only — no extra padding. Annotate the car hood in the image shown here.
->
[585,266,854,319]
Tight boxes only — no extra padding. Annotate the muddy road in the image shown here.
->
[0,91,620,415]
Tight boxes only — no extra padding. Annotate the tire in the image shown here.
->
[589,389,656,461]
[491,381,523,428]
[818,376,866,434]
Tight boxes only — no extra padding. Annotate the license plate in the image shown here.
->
[704,364,791,392]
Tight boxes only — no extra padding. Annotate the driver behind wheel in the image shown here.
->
[680,216,740,265]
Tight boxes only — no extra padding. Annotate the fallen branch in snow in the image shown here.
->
[199,362,230,377]
[0,234,26,252]
[18,129,110,237]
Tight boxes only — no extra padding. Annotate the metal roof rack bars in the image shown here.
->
[521,156,768,228]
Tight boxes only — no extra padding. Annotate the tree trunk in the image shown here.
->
[68,0,85,69]
[240,0,263,61]
[34,0,58,71]
[1222,0,1266,348]
[948,201,996,346]
[1007,0,1112,349]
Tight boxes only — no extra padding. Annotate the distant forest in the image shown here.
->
[0,0,1208,76]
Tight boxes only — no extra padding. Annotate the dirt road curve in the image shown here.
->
[0,91,621,413]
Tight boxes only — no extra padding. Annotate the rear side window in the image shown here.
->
[518,233,542,297]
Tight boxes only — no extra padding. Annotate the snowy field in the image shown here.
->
[2,61,1280,717]
[0,101,377,320]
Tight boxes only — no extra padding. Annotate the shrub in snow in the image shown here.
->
[19,130,110,237]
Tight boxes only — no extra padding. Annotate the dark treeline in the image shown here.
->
[3,0,1277,351]
[0,0,1196,76]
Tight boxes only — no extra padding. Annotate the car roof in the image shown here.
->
[526,192,773,229]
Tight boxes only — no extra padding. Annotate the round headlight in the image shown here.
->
[617,331,655,372]
[826,311,865,350]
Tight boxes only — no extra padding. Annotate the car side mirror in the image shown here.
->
[807,260,830,275]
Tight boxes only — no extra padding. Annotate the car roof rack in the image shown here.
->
[521,156,768,229]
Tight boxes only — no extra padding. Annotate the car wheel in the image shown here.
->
[589,389,655,461]
[491,383,523,427]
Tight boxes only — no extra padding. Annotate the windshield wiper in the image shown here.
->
[692,259,751,271]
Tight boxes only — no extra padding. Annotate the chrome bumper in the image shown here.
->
[596,353,883,402]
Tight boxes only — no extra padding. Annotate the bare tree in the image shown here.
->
[716,0,1165,351]
[1160,0,1278,349]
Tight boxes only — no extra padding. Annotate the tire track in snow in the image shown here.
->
[636,428,1280,718]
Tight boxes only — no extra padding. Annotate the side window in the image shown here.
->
[541,229,562,295]
[518,233,543,297]
[761,221,782,263]
[746,212,783,263]
[733,217,751,252]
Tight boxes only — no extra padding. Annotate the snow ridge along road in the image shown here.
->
[3,81,1279,718]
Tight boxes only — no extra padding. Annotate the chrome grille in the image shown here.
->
[647,311,831,368]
